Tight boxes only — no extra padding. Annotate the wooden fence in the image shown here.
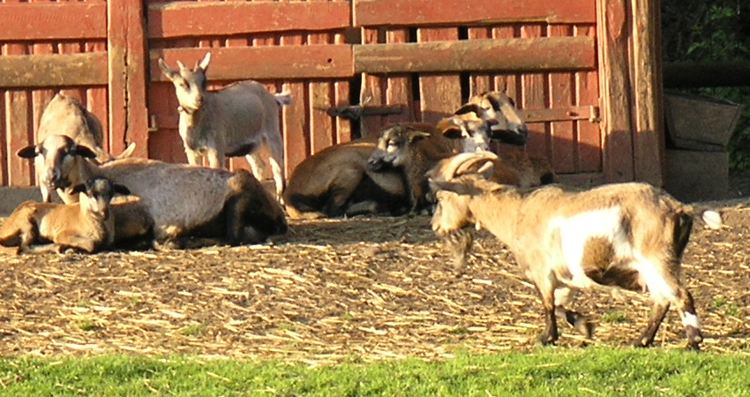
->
[0,0,664,187]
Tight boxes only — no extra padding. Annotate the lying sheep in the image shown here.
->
[283,138,407,219]
[32,93,135,203]
[283,89,531,219]
[158,52,290,199]
[17,134,287,246]
[367,124,458,213]
[0,177,130,254]
[430,154,704,349]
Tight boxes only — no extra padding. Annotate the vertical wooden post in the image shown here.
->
[631,0,664,186]
[108,0,148,158]
[596,0,634,182]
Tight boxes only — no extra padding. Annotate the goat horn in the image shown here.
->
[442,151,498,180]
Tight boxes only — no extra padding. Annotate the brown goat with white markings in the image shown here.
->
[430,155,703,349]
[0,177,130,254]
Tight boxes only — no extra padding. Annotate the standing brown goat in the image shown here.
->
[430,153,704,349]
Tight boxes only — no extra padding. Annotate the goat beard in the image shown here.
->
[443,228,473,272]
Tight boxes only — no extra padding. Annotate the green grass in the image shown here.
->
[0,348,748,396]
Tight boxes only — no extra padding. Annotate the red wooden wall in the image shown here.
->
[0,0,665,188]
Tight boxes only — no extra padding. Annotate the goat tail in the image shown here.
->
[681,203,723,230]
[274,91,293,107]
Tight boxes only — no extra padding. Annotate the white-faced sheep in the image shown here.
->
[157,52,290,199]
[0,177,130,254]
[430,153,704,349]
[32,93,135,203]
[17,134,287,247]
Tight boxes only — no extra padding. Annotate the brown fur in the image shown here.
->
[0,179,125,254]
[431,173,702,349]
[283,138,407,219]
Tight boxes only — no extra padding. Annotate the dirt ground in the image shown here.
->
[0,199,748,364]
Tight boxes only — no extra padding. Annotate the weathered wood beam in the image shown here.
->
[148,2,351,38]
[0,3,106,41]
[354,36,595,74]
[150,46,354,81]
[108,0,149,157]
[631,0,664,186]
[664,62,750,88]
[0,53,108,88]
[596,0,634,182]
[354,0,596,26]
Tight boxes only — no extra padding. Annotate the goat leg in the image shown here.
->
[54,232,98,253]
[534,279,559,345]
[635,301,670,347]
[676,288,703,350]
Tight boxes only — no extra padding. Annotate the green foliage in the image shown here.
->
[1,349,750,396]
[662,0,750,169]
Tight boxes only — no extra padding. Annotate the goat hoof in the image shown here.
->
[537,333,558,346]
[575,319,595,340]
[632,337,653,348]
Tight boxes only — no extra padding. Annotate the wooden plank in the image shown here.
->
[308,30,335,155]
[631,0,664,185]
[548,25,576,174]
[520,25,548,162]
[522,106,596,123]
[3,41,33,187]
[384,29,413,126]
[31,22,55,147]
[575,25,601,173]
[109,0,149,158]
[596,0,633,182]
[359,28,386,137]
[0,88,6,185]
[280,34,308,178]
[468,27,492,96]
[354,36,595,74]
[148,1,351,39]
[492,26,519,108]
[354,0,596,26]
[0,53,108,88]
[151,46,353,81]
[334,31,352,144]
[86,40,109,154]
[0,3,106,41]
[417,28,461,125]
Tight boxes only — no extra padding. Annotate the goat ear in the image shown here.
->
[197,52,211,72]
[70,184,86,195]
[74,145,98,159]
[113,184,131,196]
[16,145,39,159]
[429,178,465,195]
[158,58,178,81]
[407,131,431,143]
